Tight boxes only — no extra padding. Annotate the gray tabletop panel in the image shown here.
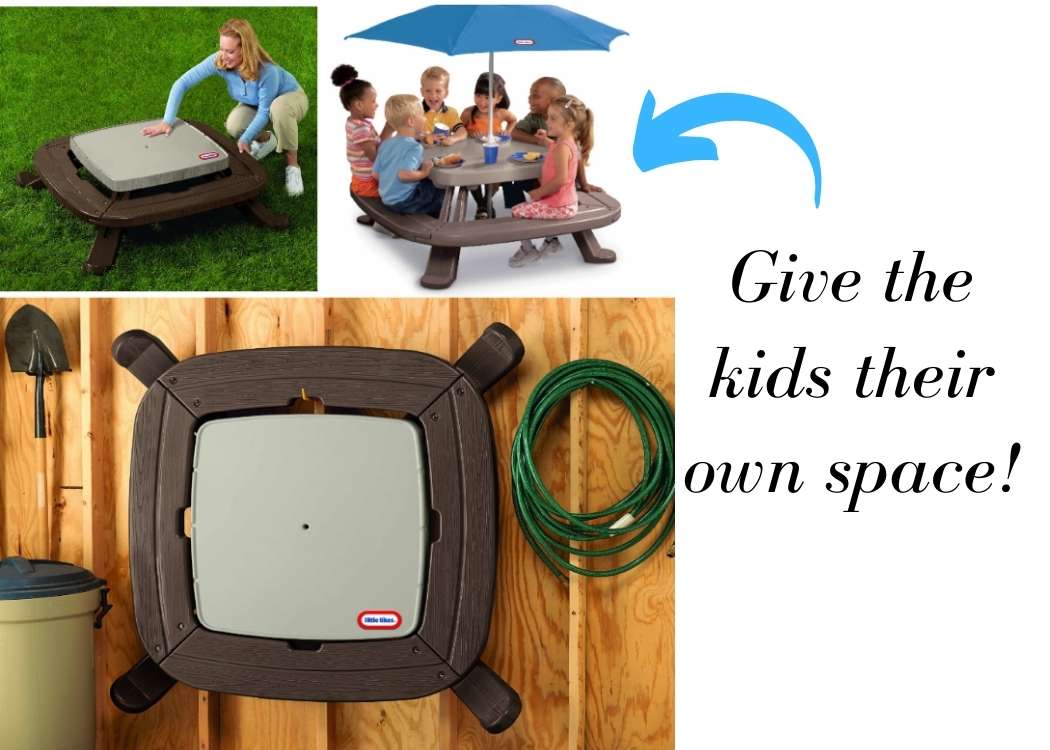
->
[70,118,229,192]
[424,138,546,187]
[191,414,428,641]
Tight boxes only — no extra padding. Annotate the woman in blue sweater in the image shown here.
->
[142,18,309,196]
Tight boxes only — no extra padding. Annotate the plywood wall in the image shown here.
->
[0,298,674,750]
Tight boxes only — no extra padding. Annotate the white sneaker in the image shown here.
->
[540,236,562,256]
[250,132,277,160]
[509,240,541,267]
[285,165,304,197]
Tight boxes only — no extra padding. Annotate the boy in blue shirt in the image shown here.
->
[373,95,445,218]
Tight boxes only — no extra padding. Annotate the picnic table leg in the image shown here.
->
[485,184,495,218]
[17,171,44,190]
[455,186,469,222]
[239,198,290,230]
[421,245,461,290]
[82,226,123,275]
[572,229,617,264]
[356,215,375,226]
[439,186,454,223]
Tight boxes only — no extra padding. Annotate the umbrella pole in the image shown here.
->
[488,50,495,216]
[488,51,494,142]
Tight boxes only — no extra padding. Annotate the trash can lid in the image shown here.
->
[0,556,105,600]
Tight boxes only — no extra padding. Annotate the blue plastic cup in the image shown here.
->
[483,143,499,164]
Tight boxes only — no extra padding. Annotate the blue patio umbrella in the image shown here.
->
[347,5,627,143]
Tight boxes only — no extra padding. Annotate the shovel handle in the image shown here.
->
[34,373,45,438]
[36,438,48,558]
[34,374,49,558]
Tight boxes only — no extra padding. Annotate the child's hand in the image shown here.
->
[535,129,553,145]
[580,182,604,193]
[420,159,435,176]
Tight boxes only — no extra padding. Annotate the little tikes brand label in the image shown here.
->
[513,38,535,46]
[358,611,402,629]
[198,151,221,161]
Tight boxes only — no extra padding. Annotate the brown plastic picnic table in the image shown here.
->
[16,119,288,274]
[353,136,619,289]
[425,137,544,218]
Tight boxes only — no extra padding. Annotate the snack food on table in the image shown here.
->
[523,151,541,162]
[437,153,463,166]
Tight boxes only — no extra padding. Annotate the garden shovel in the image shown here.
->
[4,304,70,557]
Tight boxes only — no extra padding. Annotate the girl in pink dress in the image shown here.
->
[509,95,594,267]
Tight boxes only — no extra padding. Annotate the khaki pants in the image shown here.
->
[226,87,309,153]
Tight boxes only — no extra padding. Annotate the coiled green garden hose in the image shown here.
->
[510,359,675,582]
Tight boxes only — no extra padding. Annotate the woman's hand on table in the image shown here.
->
[141,122,173,137]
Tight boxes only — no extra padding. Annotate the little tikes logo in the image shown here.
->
[358,611,402,630]
[198,151,221,161]
[513,38,535,46]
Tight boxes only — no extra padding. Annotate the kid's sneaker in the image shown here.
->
[539,236,562,256]
[509,240,541,267]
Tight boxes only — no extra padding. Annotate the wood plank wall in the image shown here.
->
[0,298,674,750]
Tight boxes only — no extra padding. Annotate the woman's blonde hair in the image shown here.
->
[420,66,450,88]
[385,94,424,128]
[551,95,594,164]
[215,19,273,81]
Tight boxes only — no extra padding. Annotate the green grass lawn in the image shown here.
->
[0,7,317,291]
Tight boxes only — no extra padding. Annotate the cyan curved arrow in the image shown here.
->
[633,91,822,207]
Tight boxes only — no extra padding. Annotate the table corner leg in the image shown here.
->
[420,245,461,289]
[17,171,44,190]
[82,227,123,275]
[240,198,290,230]
[572,230,617,264]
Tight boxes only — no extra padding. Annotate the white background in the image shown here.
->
[326,0,1048,746]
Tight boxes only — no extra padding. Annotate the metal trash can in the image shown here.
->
[0,556,110,750]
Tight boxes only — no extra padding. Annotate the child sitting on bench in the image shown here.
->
[508,95,593,267]
[507,76,602,210]
[462,72,517,219]
[334,64,390,199]
[373,95,445,219]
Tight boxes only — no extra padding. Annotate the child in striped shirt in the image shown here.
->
[333,64,390,198]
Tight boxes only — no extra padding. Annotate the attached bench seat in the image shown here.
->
[352,191,619,289]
